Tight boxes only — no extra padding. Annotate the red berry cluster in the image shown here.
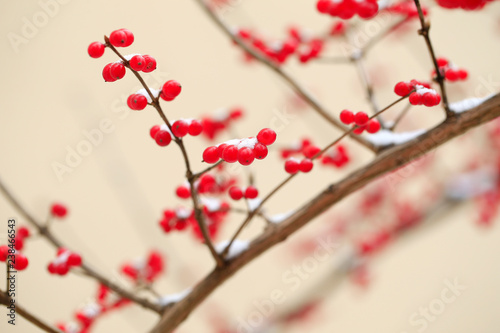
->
[201,107,244,140]
[233,27,325,65]
[394,80,441,106]
[150,118,203,147]
[160,207,194,233]
[175,173,237,199]
[316,0,379,20]
[150,124,173,147]
[193,198,230,241]
[228,186,259,200]
[51,202,68,218]
[12,226,30,251]
[203,128,277,166]
[340,110,381,134]
[434,57,468,82]
[280,138,316,159]
[285,158,314,174]
[321,145,350,168]
[0,246,29,270]
[386,1,427,17]
[436,0,493,10]
[121,251,164,282]
[47,248,82,276]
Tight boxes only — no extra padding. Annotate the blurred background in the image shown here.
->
[1,0,500,332]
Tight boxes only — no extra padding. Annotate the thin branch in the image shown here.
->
[150,94,500,333]
[106,39,224,267]
[362,16,409,55]
[0,179,162,313]
[390,102,413,130]
[191,160,224,181]
[412,0,451,117]
[193,0,379,153]
[0,291,63,333]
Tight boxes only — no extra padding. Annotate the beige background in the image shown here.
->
[1,0,500,332]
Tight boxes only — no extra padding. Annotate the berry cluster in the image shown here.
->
[316,0,379,20]
[284,158,314,174]
[149,118,203,147]
[51,202,68,218]
[175,173,237,199]
[321,145,350,168]
[0,246,29,270]
[280,138,316,159]
[202,128,277,166]
[340,110,381,134]
[394,80,441,107]
[436,0,493,10]
[193,198,230,241]
[47,248,82,276]
[233,27,325,65]
[159,207,194,233]
[228,186,259,200]
[201,107,244,140]
[434,58,468,82]
[121,251,164,283]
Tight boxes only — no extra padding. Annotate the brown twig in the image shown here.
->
[0,291,63,333]
[193,0,379,153]
[0,178,162,313]
[150,94,500,333]
[412,0,451,117]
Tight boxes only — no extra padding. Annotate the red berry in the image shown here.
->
[445,70,458,81]
[119,29,134,47]
[155,130,172,147]
[436,57,449,67]
[303,145,321,159]
[14,237,23,250]
[409,92,422,105]
[17,227,30,238]
[142,55,157,73]
[51,203,68,218]
[244,186,259,199]
[0,245,8,261]
[217,144,228,158]
[48,262,57,274]
[150,125,161,139]
[176,186,191,199]
[57,247,68,256]
[257,128,277,146]
[88,42,105,58]
[394,82,411,96]
[299,159,314,173]
[127,94,148,110]
[354,112,369,126]
[14,254,29,270]
[340,109,355,124]
[102,64,117,82]
[160,92,175,101]
[109,30,128,47]
[56,263,69,275]
[203,146,220,163]
[423,92,439,107]
[162,80,182,99]
[172,120,189,137]
[229,186,243,200]
[238,147,255,165]
[129,55,145,71]
[285,159,300,174]
[317,0,332,13]
[110,63,126,80]
[366,119,381,134]
[253,143,268,160]
[353,125,366,135]
[457,69,468,80]
[188,120,203,136]
[222,145,238,163]
[68,253,82,266]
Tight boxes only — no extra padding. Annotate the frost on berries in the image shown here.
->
[434,57,469,82]
[47,248,82,276]
[394,80,441,107]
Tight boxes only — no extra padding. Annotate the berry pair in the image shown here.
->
[121,251,164,282]
[51,203,68,218]
[171,119,203,137]
[435,58,468,82]
[340,110,381,134]
[0,246,29,270]
[125,54,157,73]
[229,186,259,200]
[316,0,379,20]
[159,208,195,233]
[284,158,314,174]
[203,128,277,166]
[47,248,82,276]
[394,80,441,107]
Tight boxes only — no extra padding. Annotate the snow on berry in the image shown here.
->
[433,57,468,82]
[409,85,441,106]
[150,124,173,147]
[321,145,350,168]
[121,250,165,283]
[47,248,82,276]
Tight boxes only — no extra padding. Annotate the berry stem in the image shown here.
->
[0,178,162,313]
[412,0,452,118]
[190,160,225,181]
[389,102,413,130]
[193,0,379,153]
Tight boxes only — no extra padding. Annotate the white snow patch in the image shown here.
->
[446,168,497,200]
[136,88,160,104]
[175,207,192,219]
[366,129,425,146]
[267,210,295,224]
[157,288,192,306]
[201,197,222,212]
[237,137,258,149]
[414,85,437,95]
[215,240,250,259]
[53,250,71,265]
[81,302,102,318]
[159,124,173,135]
[122,53,141,61]
[247,198,262,212]
[449,95,494,113]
